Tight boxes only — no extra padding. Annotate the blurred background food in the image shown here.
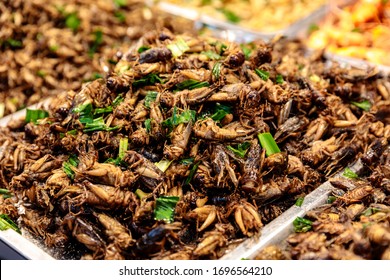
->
[0,0,195,118]
[307,0,390,66]
[164,0,327,32]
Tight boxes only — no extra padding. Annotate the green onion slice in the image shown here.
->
[257,132,281,157]
[184,161,200,185]
[255,69,270,81]
[118,138,128,160]
[175,79,210,91]
[293,217,313,233]
[0,214,21,234]
[144,118,152,133]
[167,37,189,58]
[212,62,222,80]
[154,196,180,223]
[276,74,284,84]
[342,167,359,179]
[210,103,232,122]
[351,100,371,111]
[227,142,251,158]
[25,109,49,123]
[144,91,158,108]
[155,159,173,173]
[201,50,221,60]
[295,197,304,207]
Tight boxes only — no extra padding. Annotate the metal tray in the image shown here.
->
[151,1,329,42]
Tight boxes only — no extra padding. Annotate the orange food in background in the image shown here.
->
[307,0,390,66]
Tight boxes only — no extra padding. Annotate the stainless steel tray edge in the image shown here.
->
[0,230,54,260]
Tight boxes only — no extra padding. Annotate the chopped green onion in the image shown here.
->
[255,69,270,81]
[175,79,210,91]
[49,44,59,52]
[167,37,189,58]
[154,196,180,223]
[135,189,150,200]
[210,110,229,121]
[210,103,232,122]
[201,50,221,60]
[132,73,164,87]
[145,118,152,133]
[91,72,103,80]
[108,58,117,65]
[0,188,12,199]
[218,8,241,23]
[308,23,319,34]
[65,13,80,32]
[293,217,313,233]
[36,70,46,78]
[89,30,103,56]
[327,196,337,204]
[295,197,304,207]
[227,142,251,158]
[144,91,158,108]
[83,116,105,131]
[180,157,194,165]
[137,46,150,53]
[63,155,79,180]
[351,100,371,111]
[113,0,127,7]
[257,132,281,157]
[114,11,126,23]
[94,106,113,115]
[25,109,49,124]
[343,167,359,179]
[276,74,284,84]
[0,188,10,195]
[73,102,91,114]
[212,61,222,80]
[67,129,78,135]
[240,44,252,60]
[184,161,200,185]
[155,159,173,172]
[118,138,128,160]
[162,107,196,129]
[83,117,119,132]
[0,214,21,234]
[362,207,381,217]
[6,38,23,48]
[112,94,124,107]
[210,41,228,55]
[105,138,128,166]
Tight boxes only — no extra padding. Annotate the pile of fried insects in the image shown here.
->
[0,31,389,259]
[255,138,390,260]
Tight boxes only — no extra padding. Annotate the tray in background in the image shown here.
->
[151,1,329,42]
